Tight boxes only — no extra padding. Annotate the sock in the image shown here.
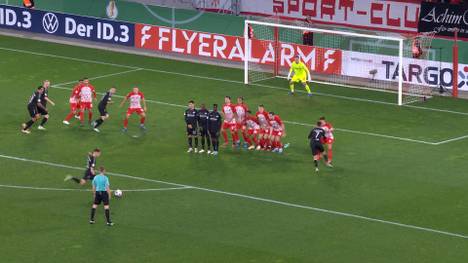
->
[244,136,252,146]
[90,208,96,221]
[64,112,75,121]
[40,117,48,126]
[259,138,265,147]
[253,136,259,145]
[328,149,333,162]
[79,111,84,122]
[123,118,129,128]
[242,133,250,144]
[94,119,104,128]
[305,84,311,94]
[194,137,199,148]
[278,141,283,148]
[314,160,318,168]
[213,138,218,151]
[71,177,80,184]
[222,130,228,143]
[232,132,238,144]
[201,136,205,149]
[105,209,111,223]
[188,137,193,148]
[88,112,93,123]
[140,117,145,124]
[207,136,211,149]
[289,83,295,92]
[24,120,34,130]
[323,154,329,162]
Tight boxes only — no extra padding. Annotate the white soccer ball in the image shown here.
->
[114,189,123,197]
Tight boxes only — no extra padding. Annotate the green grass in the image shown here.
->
[1,34,468,262]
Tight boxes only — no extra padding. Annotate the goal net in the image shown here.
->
[244,19,436,105]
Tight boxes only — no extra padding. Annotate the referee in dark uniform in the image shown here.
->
[308,122,332,172]
[89,166,113,226]
[65,149,101,185]
[93,87,116,133]
[197,103,211,154]
[208,104,222,155]
[21,86,45,134]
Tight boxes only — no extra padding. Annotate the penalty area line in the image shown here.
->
[1,153,467,240]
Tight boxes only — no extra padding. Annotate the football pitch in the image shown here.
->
[1,34,468,262]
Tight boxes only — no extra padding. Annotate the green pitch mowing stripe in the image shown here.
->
[1,153,467,240]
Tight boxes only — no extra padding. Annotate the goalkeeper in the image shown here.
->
[287,55,312,96]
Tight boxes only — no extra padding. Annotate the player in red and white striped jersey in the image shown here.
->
[221,96,237,147]
[244,111,260,150]
[255,105,271,150]
[63,79,83,125]
[234,97,249,147]
[119,87,147,132]
[268,112,286,153]
[320,116,334,164]
[78,78,97,125]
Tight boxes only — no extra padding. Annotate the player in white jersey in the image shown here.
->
[119,87,147,132]
[234,97,249,147]
[78,78,96,125]
[221,96,237,147]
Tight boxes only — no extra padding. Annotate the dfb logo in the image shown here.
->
[42,13,59,34]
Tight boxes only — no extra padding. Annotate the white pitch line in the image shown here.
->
[2,46,468,117]
[1,153,467,240]
[53,68,143,87]
[52,84,438,145]
[0,184,190,192]
[433,134,468,145]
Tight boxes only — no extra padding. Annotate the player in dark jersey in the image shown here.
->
[37,80,56,131]
[65,149,102,185]
[208,104,222,155]
[184,100,198,153]
[308,122,332,172]
[197,103,211,154]
[93,87,116,133]
[21,86,45,134]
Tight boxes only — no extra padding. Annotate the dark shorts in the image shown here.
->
[311,143,324,156]
[38,107,48,116]
[98,106,108,117]
[199,126,209,136]
[27,105,38,118]
[187,126,198,136]
[94,191,109,205]
[209,129,219,138]
[83,169,95,181]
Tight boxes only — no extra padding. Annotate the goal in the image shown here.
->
[243,19,435,105]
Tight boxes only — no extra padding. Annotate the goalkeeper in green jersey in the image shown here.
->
[287,55,312,96]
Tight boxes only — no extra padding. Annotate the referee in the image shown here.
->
[90,167,113,226]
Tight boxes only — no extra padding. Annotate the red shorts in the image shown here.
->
[80,102,93,110]
[247,128,259,135]
[324,138,334,144]
[127,108,144,115]
[70,103,78,111]
[236,122,244,130]
[222,121,236,131]
[271,129,283,137]
[259,128,270,135]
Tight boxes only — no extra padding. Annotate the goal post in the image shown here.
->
[244,19,434,106]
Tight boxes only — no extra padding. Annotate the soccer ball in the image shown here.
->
[114,189,123,198]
